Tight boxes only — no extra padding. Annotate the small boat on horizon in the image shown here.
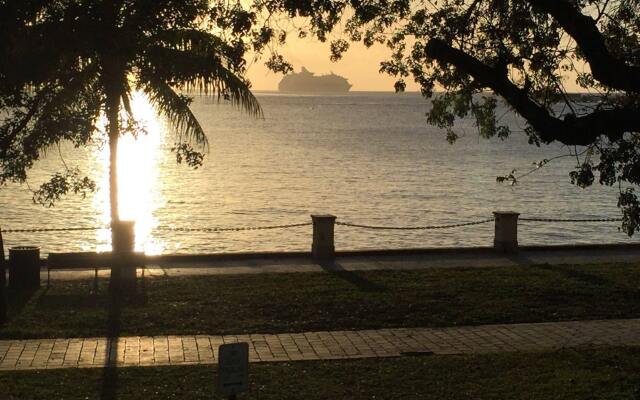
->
[278,67,352,93]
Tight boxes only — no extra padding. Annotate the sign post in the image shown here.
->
[217,343,249,399]
[0,228,6,324]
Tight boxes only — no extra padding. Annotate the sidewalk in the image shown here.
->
[2,318,639,371]
[43,245,640,281]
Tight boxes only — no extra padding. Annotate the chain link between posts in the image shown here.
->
[519,217,622,223]
[154,222,312,232]
[0,227,108,233]
[335,218,496,230]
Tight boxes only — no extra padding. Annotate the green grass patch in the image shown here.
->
[1,347,639,399]
[1,263,640,339]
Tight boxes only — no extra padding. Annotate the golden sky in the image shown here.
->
[246,37,420,92]
[246,36,587,93]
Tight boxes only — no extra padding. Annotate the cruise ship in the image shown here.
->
[278,67,352,93]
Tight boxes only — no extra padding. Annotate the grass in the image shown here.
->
[0,347,639,399]
[1,263,640,339]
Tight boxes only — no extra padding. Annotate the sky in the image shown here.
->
[245,34,587,93]
[245,37,420,92]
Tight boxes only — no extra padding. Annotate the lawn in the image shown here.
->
[0,347,639,399]
[1,263,639,339]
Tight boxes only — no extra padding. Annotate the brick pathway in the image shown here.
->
[1,318,639,371]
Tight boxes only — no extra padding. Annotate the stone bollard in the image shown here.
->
[493,211,520,252]
[311,215,336,260]
[110,220,137,287]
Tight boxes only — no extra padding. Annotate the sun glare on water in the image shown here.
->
[94,92,166,254]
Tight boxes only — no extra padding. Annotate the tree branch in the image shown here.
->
[425,38,640,146]
[528,0,640,92]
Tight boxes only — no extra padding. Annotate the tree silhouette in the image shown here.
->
[257,0,640,233]
[0,0,261,285]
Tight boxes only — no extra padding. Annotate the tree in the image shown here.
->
[255,0,640,234]
[0,0,261,286]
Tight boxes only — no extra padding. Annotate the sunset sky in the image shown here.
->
[246,37,419,92]
[246,35,587,93]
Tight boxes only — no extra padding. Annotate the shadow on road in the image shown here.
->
[100,268,147,400]
[100,289,122,400]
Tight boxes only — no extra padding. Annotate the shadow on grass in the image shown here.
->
[503,253,620,288]
[532,263,615,287]
[318,261,386,292]
[36,292,105,309]
[504,253,630,292]
[6,286,40,320]
[504,252,536,266]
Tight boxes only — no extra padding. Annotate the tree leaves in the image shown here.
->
[0,0,262,200]
[32,168,96,208]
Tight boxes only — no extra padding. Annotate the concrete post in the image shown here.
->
[493,211,520,252]
[311,215,336,260]
[0,229,6,324]
[110,220,136,286]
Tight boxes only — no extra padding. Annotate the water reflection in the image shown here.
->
[93,92,166,254]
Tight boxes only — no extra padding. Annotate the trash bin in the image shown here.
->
[9,246,40,289]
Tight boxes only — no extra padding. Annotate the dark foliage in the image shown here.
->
[0,0,261,219]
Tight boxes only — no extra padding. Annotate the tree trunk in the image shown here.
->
[106,92,120,225]
[105,86,136,293]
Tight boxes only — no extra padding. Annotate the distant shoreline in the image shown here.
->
[252,90,421,94]
[195,90,598,95]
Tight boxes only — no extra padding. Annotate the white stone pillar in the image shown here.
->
[493,211,519,252]
[111,220,136,285]
[311,215,336,260]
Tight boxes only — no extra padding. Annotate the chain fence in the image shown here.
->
[0,222,312,234]
[0,227,108,233]
[519,217,622,223]
[0,215,624,235]
[335,218,495,230]
[154,222,312,232]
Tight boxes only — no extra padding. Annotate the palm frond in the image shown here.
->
[141,46,262,118]
[7,60,101,145]
[139,75,208,147]
[121,79,134,119]
[149,29,235,56]
[1,61,101,185]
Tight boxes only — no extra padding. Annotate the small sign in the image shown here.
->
[217,343,249,396]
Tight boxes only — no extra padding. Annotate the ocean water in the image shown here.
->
[0,92,632,254]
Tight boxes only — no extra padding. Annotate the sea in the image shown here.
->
[0,92,633,255]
